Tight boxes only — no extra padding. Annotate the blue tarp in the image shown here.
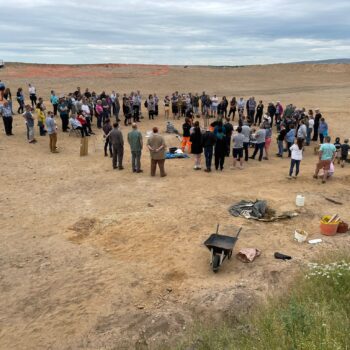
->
[165,152,190,159]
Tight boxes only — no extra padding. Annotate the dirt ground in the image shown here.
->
[0,63,350,350]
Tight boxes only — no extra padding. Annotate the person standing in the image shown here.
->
[16,88,25,114]
[109,123,124,170]
[147,127,166,177]
[297,119,307,140]
[312,109,322,141]
[228,97,237,120]
[190,121,203,170]
[181,117,192,152]
[276,124,287,157]
[128,123,143,173]
[192,93,200,117]
[58,97,69,132]
[306,112,314,146]
[211,95,219,118]
[214,127,227,171]
[202,127,216,172]
[231,126,245,169]
[95,100,103,129]
[23,104,36,143]
[318,117,328,144]
[267,102,276,126]
[249,124,266,161]
[340,139,349,168]
[313,136,336,183]
[46,111,58,153]
[132,92,141,122]
[28,84,37,108]
[50,90,59,116]
[247,97,256,125]
[146,94,155,120]
[241,118,251,161]
[263,122,272,160]
[224,119,233,156]
[3,88,13,114]
[288,138,304,179]
[114,93,121,122]
[81,97,94,134]
[237,97,245,116]
[0,101,14,135]
[164,96,170,120]
[255,100,264,126]
[286,124,296,157]
[103,119,113,158]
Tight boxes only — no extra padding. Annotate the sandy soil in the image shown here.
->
[0,63,350,350]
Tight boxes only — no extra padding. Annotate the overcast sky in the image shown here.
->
[1,0,349,65]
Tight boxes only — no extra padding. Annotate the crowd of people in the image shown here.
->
[0,81,349,181]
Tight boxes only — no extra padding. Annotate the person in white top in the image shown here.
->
[210,95,219,117]
[28,83,37,108]
[307,116,314,146]
[288,137,304,179]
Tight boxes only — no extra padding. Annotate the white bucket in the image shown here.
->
[294,229,308,243]
[296,194,305,207]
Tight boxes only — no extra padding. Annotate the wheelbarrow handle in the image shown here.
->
[235,227,242,239]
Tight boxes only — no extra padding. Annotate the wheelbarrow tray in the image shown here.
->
[204,234,238,252]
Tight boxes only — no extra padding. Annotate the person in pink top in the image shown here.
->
[95,100,103,129]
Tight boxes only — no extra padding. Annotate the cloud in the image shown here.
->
[1,0,350,64]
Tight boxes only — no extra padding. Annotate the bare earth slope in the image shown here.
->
[0,63,350,349]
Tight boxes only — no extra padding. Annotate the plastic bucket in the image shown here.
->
[294,229,308,243]
[296,195,305,207]
[320,215,339,236]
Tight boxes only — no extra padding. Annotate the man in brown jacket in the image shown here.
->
[147,127,167,177]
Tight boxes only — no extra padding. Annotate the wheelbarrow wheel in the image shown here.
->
[228,250,232,260]
[212,254,220,273]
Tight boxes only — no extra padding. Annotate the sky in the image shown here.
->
[0,0,350,65]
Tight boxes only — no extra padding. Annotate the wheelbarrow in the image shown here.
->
[204,225,242,273]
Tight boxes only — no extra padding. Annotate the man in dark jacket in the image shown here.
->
[312,109,322,141]
[109,123,124,170]
[267,102,276,126]
[224,120,233,156]
[202,128,217,172]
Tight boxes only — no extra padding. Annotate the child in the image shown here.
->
[36,103,47,136]
[341,139,350,168]
[288,137,304,179]
[334,137,341,164]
